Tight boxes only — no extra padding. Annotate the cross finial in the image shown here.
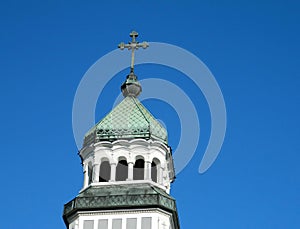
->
[118,31,149,73]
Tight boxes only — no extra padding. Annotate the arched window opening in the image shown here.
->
[88,163,93,185]
[151,161,158,182]
[133,159,145,180]
[151,158,160,183]
[116,160,128,181]
[99,161,111,182]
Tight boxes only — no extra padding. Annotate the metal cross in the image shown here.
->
[118,31,149,72]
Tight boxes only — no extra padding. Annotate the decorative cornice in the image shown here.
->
[80,139,170,159]
[63,184,177,218]
[76,208,171,217]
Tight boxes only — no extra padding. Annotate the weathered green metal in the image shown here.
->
[83,95,168,147]
[63,183,180,228]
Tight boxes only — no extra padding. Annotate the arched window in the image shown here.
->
[88,162,93,185]
[116,159,128,181]
[151,158,160,183]
[99,160,111,182]
[133,158,145,180]
[151,161,157,182]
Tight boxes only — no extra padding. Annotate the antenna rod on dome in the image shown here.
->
[118,31,149,73]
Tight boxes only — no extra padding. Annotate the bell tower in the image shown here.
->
[63,31,180,229]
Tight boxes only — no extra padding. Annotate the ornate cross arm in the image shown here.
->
[118,31,149,72]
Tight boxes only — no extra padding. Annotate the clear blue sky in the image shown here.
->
[1,1,299,228]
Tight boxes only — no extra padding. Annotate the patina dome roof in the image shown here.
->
[83,86,168,147]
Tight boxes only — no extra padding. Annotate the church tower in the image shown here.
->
[63,31,180,229]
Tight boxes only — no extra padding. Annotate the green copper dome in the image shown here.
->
[83,95,168,147]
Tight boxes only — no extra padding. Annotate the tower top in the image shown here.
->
[83,31,168,146]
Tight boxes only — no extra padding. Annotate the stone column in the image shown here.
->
[157,165,163,184]
[93,163,100,183]
[144,160,152,180]
[110,163,116,181]
[83,163,89,188]
[127,162,134,181]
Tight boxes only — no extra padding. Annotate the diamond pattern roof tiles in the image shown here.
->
[83,96,168,147]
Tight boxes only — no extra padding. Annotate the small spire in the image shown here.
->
[119,31,149,97]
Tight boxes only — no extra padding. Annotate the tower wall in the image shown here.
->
[68,209,175,229]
